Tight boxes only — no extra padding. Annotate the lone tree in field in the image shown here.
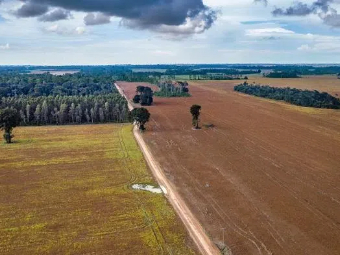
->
[190,104,201,129]
[0,108,21,144]
[129,108,150,131]
[133,86,153,106]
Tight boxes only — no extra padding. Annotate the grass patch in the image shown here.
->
[0,124,195,254]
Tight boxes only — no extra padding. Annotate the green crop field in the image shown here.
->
[0,124,195,254]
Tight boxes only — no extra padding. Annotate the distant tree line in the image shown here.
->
[133,86,154,106]
[264,71,300,78]
[154,81,190,97]
[114,72,161,84]
[164,68,261,76]
[234,82,340,109]
[2,65,340,77]
[0,94,128,126]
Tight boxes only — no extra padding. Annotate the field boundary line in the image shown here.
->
[115,83,220,255]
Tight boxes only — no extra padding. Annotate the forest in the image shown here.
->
[0,94,128,126]
[2,64,340,76]
[264,71,300,78]
[0,71,129,126]
[154,81,190,97]
[234,82,340,109]
[0,72,117,97]
[164,68,261,76]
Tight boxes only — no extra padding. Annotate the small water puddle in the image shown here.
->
[132,184,165,194]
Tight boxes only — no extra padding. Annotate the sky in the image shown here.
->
[0,0,340,65]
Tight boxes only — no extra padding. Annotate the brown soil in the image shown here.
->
[118,80,340,255]
[188,75,340,96]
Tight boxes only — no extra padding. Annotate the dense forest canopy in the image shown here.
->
[264,71,301,78]
[234,83,340,109]
[0,94,128,126]
[133,86,154,106]
[0,69,130,126]
[0,72,117,97]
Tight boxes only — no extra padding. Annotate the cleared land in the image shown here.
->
[0,124,195,254]
[119,79,340,255]
[249,75,340,97]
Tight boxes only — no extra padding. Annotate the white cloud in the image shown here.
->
[151,50,176,56]
[75,26,85,34]
[297,44,311,51]
[43,24,86,35]
[298,43,340,52]
[0,43,9,49]
[245,27,295,37]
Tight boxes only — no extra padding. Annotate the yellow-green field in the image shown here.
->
[0,124,195,254]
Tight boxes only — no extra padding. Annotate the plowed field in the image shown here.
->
[118,79,340,255]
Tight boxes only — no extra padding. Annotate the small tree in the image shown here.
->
[133,95,141,104]
[136,86,145,94]
[0,108,21,144]
[129,108,150,131]
[190,105,201,129]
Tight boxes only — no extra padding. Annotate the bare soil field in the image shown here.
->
[119,80,340,255]
[0,124,196,254]
[187,76,340,97]
[249,75,340,97]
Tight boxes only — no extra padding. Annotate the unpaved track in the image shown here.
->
[115,83,220,255]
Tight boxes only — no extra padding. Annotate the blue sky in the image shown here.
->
[0,0,340,65]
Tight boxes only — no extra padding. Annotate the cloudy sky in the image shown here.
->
[0,0,340,65]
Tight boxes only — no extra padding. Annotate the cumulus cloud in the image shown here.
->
[263,0,340,28]
[246,27,295,37]
[12,0,216,36]
[272,2,316,16]
[121,7,217,38]
[297,44,312,51]
[38,8,72,22]
[298,42,340,52]
[84,13,110,26]
[254,0,268,6]
[44,24,86,35]
[14,2,49,18]
[322,12,340,27]
[0,43,10,50]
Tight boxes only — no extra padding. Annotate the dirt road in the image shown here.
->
[115,83,221,255]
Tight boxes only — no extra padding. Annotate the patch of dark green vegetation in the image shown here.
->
[0,94,129,126]
[264,71,301,78]
[133,86,154,106]
[0,73,117,97]
[0,71,130,127]
[163,66,261,76]
[154,91,191,97]
[154,81,191,97]
[234,82,340,109]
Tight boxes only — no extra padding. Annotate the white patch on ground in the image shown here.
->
[132,184,163,194]
[160,185,167,194]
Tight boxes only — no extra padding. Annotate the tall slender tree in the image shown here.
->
[190,105,201,129]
